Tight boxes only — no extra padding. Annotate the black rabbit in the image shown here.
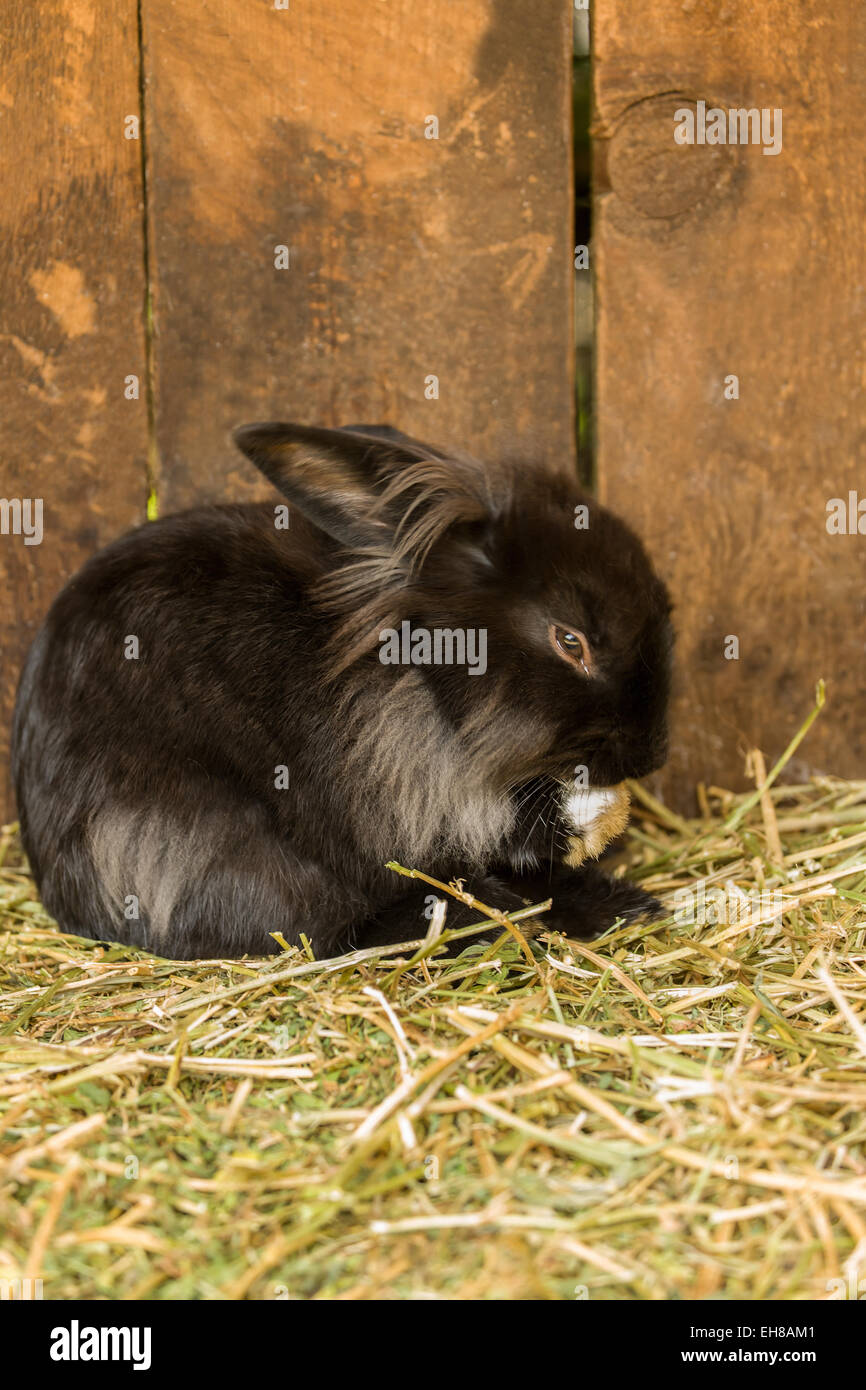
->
[11,424,673,959]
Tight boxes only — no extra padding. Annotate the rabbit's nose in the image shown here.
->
[599,730,668,783]
[630,735,669,780]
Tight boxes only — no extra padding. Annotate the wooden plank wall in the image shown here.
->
[1,0,575,819]
[140,0,575,510]
[594,2,866,806]
[0,0,149,817]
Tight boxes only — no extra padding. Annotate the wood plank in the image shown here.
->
[0,0,149,818]
[594,2,866,807]
[140,0,574,509]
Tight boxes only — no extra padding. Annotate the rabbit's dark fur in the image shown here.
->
[11,424,673,959]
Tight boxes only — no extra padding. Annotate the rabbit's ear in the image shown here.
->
[338,424,450,459]
[234,420,496,563]
[233,422,412,547]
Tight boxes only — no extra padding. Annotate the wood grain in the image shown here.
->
[0,0,149,817]
[139,0,575,509]
[594,1,866,806]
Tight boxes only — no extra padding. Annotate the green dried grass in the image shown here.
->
[1,690,865,1300]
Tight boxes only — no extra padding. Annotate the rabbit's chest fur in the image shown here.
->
[340,669,518,864]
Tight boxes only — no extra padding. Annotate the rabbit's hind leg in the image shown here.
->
[75,800,359,960]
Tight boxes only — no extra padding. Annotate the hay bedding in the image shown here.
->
[1,689,865,1301]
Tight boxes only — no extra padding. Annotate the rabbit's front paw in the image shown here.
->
[548,865,664,940]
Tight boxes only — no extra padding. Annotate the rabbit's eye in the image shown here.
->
[549,623,593,676]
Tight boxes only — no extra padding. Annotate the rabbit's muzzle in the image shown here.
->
[561,783,631,868]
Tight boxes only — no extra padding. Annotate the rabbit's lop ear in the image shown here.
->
[234,421,491,558]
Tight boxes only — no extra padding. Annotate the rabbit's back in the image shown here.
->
[13,503,319,801]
